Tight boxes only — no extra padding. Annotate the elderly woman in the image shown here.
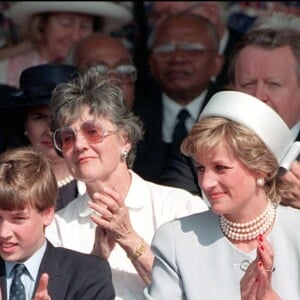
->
[45,66,208,300]
[0,2,132,87]
[144,91,300,299]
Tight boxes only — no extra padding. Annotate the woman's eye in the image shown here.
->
[216,165,228,171]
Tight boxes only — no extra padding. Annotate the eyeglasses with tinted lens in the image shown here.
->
[90,64,137,83]
[53,121,118,152]
[152,42,215,56]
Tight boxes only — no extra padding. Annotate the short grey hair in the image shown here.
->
[49,66,144,167]
[251,11,300,31]
[228,28,300,84]
[148,12,220,51]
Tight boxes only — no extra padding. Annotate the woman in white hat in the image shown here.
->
[144,91,300,299]
[0,1,132,87]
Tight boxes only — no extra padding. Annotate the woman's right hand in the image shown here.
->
[240,235,281,300]
[92,225,116,259]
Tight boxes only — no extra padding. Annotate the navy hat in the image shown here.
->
[0,84,19,109]
[12,63,78,107]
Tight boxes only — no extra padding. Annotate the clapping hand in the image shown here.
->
[89,185,133,257]
[240,234,281,300]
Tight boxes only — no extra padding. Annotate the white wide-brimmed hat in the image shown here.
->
[9,1,132,34]
[199,90,300,170]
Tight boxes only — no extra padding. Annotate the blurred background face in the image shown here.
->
[151,1,219,27]
[149,15,222,103]
[75,35,136,109]
[25,105,62,161]
[42,12,94,62]
[233,46,300,128]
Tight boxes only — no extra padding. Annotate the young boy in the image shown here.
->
[0,146,115,300]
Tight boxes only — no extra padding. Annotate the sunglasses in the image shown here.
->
[53,121,118,152]
[152,42,216,56]
[89,64,137,83]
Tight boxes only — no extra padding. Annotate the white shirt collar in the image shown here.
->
[291,121,300,141]
[6,240,47,282]
[219,28,229,55]
[162,90,208,142]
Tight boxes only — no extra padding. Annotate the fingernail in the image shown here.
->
[258,261,263,267]
[258,234,263,242]
[260,245,264,251]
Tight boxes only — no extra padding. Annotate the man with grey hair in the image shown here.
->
[228,27,300,209]
[69,33,137,110]
[146,1,242,89]
[134,12,223,195]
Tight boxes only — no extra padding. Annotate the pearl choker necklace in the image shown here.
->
[57,175,74,188]
[219,200,276,241]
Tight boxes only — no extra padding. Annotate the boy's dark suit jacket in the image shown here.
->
[0,241,115,300]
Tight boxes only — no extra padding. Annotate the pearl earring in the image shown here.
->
[121,150,128,161]
[257,178,265,187]
[24,131,28,136]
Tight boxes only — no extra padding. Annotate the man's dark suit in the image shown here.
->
[0,241,115,300]
[133,82,218,196]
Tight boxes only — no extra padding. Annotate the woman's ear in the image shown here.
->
[119,129,131,150]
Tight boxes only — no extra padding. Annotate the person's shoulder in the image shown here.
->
[50,245,110,270]
[147,177,201,199]
[277,204,300,222]
[130,170,208,216]
[153,210,217,243]
[0,40,34,61]
[56,192,89,219]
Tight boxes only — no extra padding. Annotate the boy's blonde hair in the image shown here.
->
[0,146,57,211]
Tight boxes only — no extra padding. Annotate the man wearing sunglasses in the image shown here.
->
[133,13,223,195]
[70,33,137,110]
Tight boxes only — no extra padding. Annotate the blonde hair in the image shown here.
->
[0,146,57,211]
[181,117,288,204]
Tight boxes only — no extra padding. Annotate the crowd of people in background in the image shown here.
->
[0,1,300,299]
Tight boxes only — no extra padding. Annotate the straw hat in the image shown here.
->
[9,1,133,33]
[199,90,300,170]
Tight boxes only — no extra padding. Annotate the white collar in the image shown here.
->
[219,28,229,55]
[5,240,47,280]
[291,121,300,141]
[162,91,208,142]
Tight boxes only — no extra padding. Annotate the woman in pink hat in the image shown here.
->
[0,1,132,87]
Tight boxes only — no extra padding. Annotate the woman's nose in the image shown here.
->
[198,171,217,191]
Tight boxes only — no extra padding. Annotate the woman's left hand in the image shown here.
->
[240,235,281,300]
